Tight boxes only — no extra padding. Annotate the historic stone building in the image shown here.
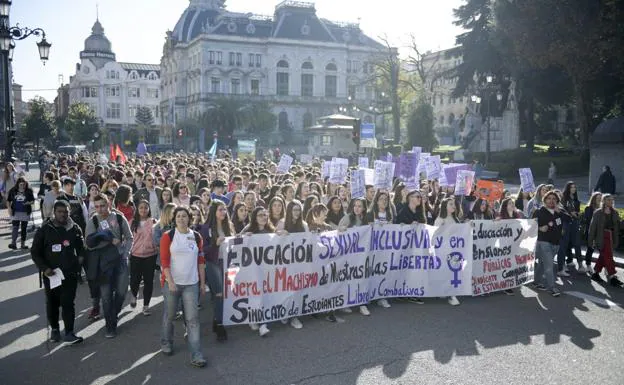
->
[68,19,161,145]
[161,0,386,151]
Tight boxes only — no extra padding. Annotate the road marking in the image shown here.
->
[565,290,622,311]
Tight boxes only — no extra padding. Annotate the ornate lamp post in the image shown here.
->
[0,0,51,160]
[471,74,503,164]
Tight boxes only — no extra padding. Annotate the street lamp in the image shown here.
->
[472,74,504,164]
[0,0,51,160]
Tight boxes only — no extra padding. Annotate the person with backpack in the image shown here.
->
[85,193,134,339]
[159,206,207,368]
[58,177,88,233]
[129,200,158,316]
[31,200,85,345]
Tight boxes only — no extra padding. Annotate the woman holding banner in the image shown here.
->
[468,198,495,220]
[326,196,345,230]
[364,191,393,309]
[434,197,462,306]
[499,197,524,220]
[241,207,276,336]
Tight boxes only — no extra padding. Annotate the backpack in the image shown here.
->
[92,212,125,244]
[168,228,201,249]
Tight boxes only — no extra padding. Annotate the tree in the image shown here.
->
[135,106,155,142]
[200,98,249,140]
[246,102,276,139]
[407,100,437,152]
[23,96,55,152]
[65,102,100,144]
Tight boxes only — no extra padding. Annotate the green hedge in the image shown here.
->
[486,153,586,179]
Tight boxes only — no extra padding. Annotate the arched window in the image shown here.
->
[325,63,337,98]
[148,72,158,80]
[277,60,289,96]
[301,62,314,70]
[303,112,313,128]
[129,71,139,80]
[278,111,289,131]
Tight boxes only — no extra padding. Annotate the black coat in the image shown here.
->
[595,171,616,194]
[31,219,85,274]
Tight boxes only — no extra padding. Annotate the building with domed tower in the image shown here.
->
[68,18,161,146]
[161,0,388,152]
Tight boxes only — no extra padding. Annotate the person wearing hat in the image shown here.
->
[31,200,85,345]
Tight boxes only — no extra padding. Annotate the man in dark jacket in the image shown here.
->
[532,191,565,297]
[31,200,85,344]
[594,165,616,194]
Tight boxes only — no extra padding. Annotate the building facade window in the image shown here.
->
[301,74,314,97]
[82,87,98,98]
[107,103,120,119]
[236,53,242,66]
[105,86,120,97]
[348,85,356,100]
[278,111,289,131]
[229,52,235,66]
[128,87,141,98]
[148,72,158,80]
[277,73,289,96]
[255,54,261,68]
[147,88,159,98]
[325,63,337,98]
[211,77,221,93]
[216,52,222,65]
[129,71,139,80]
[128,104,138,118]
[209,51,215,64]
[251,79,260,95]
[303,112,313,128]
[320,135,333,146]
[347,60,352,73]
[231,78,241,94]
[248,53,254,67]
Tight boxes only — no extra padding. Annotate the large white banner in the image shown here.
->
[221,223,473,325]
[471,219,537,295]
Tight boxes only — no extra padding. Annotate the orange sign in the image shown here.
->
[476,180,504,202]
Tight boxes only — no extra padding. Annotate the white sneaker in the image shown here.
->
[586,265,594,274]
[258,324,270,337]
[448,296,460,306]
[377,299,391,308]
[280,319,288,325]
[557,270,570,277]
[289,317,303,329]
[340,307,353,314]
[249,323,259,331]
[577,265,587,274]
[359,305,370,316]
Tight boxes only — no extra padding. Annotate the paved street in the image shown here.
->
[1,165,624,385]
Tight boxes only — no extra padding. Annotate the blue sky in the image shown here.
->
[11,0,463,103]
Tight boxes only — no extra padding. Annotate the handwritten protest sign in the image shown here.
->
[444,164,472,186]
[350,169,366,198]
[300,154,313,165]
[358,157,369,169]
[373,161,395,190]
[221,223,473,325]
[329,158,349,184]
[400,152,419,189]
[321,162,331,179]
[364,168,374,186]
[455,170,475,196]
[475,180,505,202]
[471,220,537,295]
[277,154,293,174]
[417,152,430,176]
[426,155,442,180]
[519,168,536,193]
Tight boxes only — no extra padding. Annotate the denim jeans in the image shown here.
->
[161,282,202,358]
[100,258,129,331]
[557,221,570,272]
[535,241,558,290]
[564,218,582,265]
[205,261,224,323]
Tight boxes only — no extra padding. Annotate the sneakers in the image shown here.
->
[129,294,137,309]
[258,324,270,337]
[408,297,424,304]
[88,306,100,321]
[289,317,303,329]
[550,288,561,297]
[609,276,624,287]
[161,344,173,356]
[20,244,29,250]
[64,333,84,345]
[577,265,587,274]
[557,270,570,277]
[325,314,337,322]
[359,305,370,316]
[142,306,151,316]
[105,329,117,339]
[448,296,460,306]
[190,355,207,368]
[8,244,16,250]
[504,289,514,296]
[591,272,606,283]
[340,307,353,314]
[50,329,61,343]
[377,299,391,308]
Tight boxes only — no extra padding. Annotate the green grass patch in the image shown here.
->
[435,145,461,153]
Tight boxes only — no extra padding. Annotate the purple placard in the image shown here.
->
[443,164,471,186]
[400,153,419,188]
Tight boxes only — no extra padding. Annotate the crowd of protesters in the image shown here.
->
[0,148,618,368]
